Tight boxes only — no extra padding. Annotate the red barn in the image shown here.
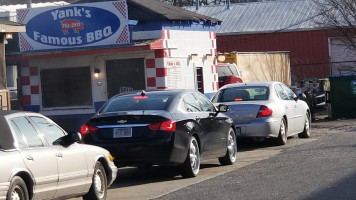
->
[186,0,335,86]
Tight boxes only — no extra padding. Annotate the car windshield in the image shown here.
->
[212,86,269,102]
[99,94,172,113]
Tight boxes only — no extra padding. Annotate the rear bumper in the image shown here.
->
[84,133,188,167]
[235,118,281,138]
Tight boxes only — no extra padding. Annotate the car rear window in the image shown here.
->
[212,86,269,102]
[99,95,171,113]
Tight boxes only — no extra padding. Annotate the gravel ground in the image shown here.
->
[312,108,356,131]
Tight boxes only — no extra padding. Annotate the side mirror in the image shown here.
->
[217,104,229,112]
[60,132,82,147]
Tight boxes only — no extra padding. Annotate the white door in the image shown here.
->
[10,117,58,200]
[28,115,89,198]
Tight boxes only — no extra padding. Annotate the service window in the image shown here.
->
[41,67,92,108]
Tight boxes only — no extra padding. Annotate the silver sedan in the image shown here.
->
[212,81,311,145]
[0,111,117,200]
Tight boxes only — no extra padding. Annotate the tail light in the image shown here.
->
[148,120,176,132]
[256,105,272,118]
[80,125,99,135]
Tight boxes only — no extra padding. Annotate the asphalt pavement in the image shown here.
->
[154,110,356,200]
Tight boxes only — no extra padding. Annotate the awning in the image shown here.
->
[0,21,26,33]
[6,39,165,61]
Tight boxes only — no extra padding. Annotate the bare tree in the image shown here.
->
[313,0,356,74]
[313,0,356,51]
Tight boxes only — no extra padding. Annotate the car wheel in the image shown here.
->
[276,118,287,145]
[219,128,237,165]
[7,176,29,200]
[181,136,200,178]
[298,113,311,138]
[83,162,107,200]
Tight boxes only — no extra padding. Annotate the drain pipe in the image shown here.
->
[196,0,199,10]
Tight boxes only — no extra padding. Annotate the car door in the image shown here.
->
[193,92,227,156]
[274,84,297,134]
[281,84,305,133]
[29,116,89,198]
[9,116,58,200]
[181,93,212,155]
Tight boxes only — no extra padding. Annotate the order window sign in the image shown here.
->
[17,0,130,52]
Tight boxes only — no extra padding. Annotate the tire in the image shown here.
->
[7,176,29,200]
[275,118,287,145]
[219,128,237,165]
[83,162,108,200]
[181,136,200,178]
[298,113,311,138]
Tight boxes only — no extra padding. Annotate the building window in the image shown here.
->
[6,65,18,100]
[40,67,92,108]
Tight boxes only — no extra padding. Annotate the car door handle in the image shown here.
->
[26,155,34,161]
[56,153,63,158]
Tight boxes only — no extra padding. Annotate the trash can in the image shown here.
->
[327,75,356,119]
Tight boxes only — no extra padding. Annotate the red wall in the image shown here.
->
[217,30,330,85]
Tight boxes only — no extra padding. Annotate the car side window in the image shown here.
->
[30,116,66,146]
[281,84,297,100]
[10,120,28,148]
[274,84,289,100]
[182,93,201,112]
[193,92,215,112]
[10,117,44,148]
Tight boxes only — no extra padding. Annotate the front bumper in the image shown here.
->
[0,183,9,200]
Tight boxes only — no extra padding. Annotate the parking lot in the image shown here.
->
[69,109,356,200]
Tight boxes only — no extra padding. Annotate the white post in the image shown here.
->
[27,0,32,8]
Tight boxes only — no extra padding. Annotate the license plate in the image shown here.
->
[113,128,132,138]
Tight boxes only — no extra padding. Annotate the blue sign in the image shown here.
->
[17,1,130,51]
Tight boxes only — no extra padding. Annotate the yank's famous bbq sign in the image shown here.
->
[17,1,130,51]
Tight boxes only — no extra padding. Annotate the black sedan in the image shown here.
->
[81,89,237,178]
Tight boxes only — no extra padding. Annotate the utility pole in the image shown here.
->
[27,0,32,8]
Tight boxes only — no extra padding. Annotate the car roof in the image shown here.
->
[220,81,282,89]
[110,89,196,98]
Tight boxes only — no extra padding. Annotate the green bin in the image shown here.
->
[327,75,356,119]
